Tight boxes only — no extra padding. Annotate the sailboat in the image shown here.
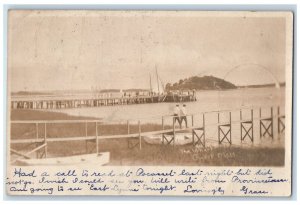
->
[155,65,167,101]
[148,65,166,102]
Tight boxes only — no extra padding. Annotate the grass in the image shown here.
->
[10,109,285,166]
[11,109,99,121]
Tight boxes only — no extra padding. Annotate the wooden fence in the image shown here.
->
[9,106,285,163]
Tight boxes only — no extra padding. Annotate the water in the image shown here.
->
[50,87,286,147]
[53,87,285,123]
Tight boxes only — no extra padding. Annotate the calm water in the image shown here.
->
[54,87,285,122]
[51,87,286,146]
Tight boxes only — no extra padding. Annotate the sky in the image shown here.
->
[8,11,288,92]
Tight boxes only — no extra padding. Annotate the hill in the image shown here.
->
[165,75,237,91]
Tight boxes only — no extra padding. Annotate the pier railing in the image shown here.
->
[9,105,286,163]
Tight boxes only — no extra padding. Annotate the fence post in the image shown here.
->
[85,121,88,153]
[203,113,206,147]
[96,122,99,155]
[259,107,262,138]
[277,106,280,134]
[173,117,175,147]
[218,112,220,144]
[36,123,39,158]
[191,115,194,127]
[44,123,47,158]
[127,120,130,148]
[139,120,142,150]
[85,121,88,137]
[229,112,232,144]
[162,116,164,144]
[259,107,262,118]
[251,109,254,142]
[271,107,273,117]
[240,110,242,142]
[36,123,39,139]
[127,120,130,134]
[271,107,274,139]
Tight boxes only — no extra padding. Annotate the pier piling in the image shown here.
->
[218,112,232,145]
[260,107,274,139]
[277,106,285,134]
[240,109,254,143]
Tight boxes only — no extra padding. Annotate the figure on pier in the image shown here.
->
[173,104,181,127]
[180,104,188,128]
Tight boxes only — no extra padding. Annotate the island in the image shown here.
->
[165,75,237,91]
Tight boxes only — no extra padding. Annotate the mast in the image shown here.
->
[155,64,160,94]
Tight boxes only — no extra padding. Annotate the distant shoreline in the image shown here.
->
[237,82,286,89]
[11,84,285,96]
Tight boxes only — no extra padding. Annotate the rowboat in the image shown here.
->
[14,152,110,166]
[144,132,193,145]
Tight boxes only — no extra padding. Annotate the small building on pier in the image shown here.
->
[98,89,123,98]
[123,89,151,97]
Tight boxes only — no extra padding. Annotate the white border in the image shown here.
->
[0,1,298,205]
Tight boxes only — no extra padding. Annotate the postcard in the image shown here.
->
[6,10,293,196]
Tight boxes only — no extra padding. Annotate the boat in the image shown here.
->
[144,132,193,145]
[14,152,110,166]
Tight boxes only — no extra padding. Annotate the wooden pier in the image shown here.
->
[10,93,196,110]
[9,106,285,164]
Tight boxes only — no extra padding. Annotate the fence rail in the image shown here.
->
[9,105,285,163]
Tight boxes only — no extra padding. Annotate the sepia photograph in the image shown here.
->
[6,10,293,196]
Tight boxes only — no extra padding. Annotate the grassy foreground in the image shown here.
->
[10,110,285,166]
